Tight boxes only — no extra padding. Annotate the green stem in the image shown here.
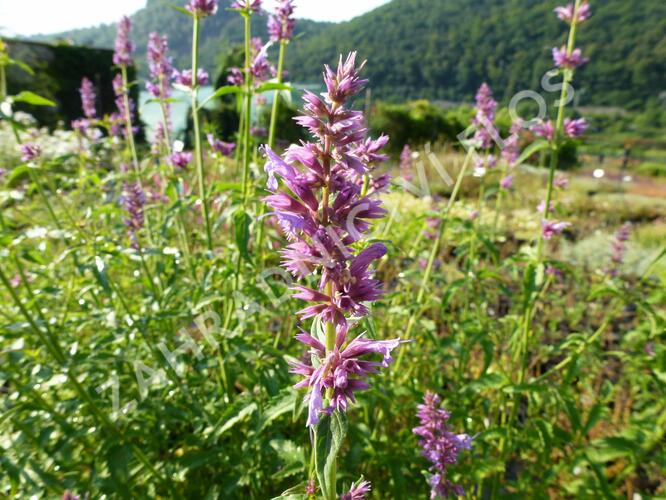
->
[394,148,474,368]
[240,13,253,208]
[191,16,214,251]
[267,41,287,149]
[120,65,140,178]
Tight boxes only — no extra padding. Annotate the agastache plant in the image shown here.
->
[262,52,405,498]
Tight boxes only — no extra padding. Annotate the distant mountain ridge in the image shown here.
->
[36,0,666,109]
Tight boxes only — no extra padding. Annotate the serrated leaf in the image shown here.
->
[315,411,347,499]
[234,209,253,264]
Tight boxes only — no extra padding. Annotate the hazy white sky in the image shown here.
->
[0,0,391,36]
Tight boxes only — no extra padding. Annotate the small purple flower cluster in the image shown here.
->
[499,118,523,189]
[231,0,262,12]
[554,1,591,25]
[268,0,296,43]
[122,182,146,248]
[552,46,588,69]
[169,151,193,169]
[186,0,218,17]
[262,53,405,427]
[607,223,631,276]
[413,392,472,499]
[532,117,587,141]
[207,134,236,157]
[227,38,276,87]
[174,68,210,89]
[113,16,134,67]
[112,74,136,138]
[541,219,571,240]
[19,142,41,163]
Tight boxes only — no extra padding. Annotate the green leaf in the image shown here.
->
[315,411,348,499]
[8,58,34,75]
[12,91,56,107]
[515,139,551,166]
[169,4,194,17]
[234,209,253,264]
[198,85,242,109]
[255,82,294,94]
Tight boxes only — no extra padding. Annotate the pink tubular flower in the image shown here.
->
[268,0,295,42]
[340,479,371,500]
[400,144,413,182]
[552,46,588,69]
[413,392,472,499]
[186,0,218,17]
[113,16,134,66]
[231,0,261,12]
[227,67,244,86]
[173,68,209,88]
[554,2,591,24]
[169,151,193,169]
[19,142,41,162]
[563,117,588,138]
[541,219,571,240]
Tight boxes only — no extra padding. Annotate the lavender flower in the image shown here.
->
[250,38,276,82]
[186,0,218,17]
[607,223,631,276]
[413,392,471,499]
[112,74,136,137]
[263,53,404,427]
[231,0,261,12]
[19,142,41,162]
[174,68,209,88]
[340,479,371,500]
[122,182,146,248]
[472,83,497,149]
[552,46,588,69]
[400,144,414,182]
[541,219,571,240]
[563,117,587,138]
[113,16,134,66]
[169,151,193,169]
[227,67,244,86]
[537,200,555,214]
[79,77,97,119]
[207,134,236,156]
[305,480,317,496]
[554,2,591,24]
[268,0,296,43]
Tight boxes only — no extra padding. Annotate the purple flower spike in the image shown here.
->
[552,46,588,69]
[541,219,571,240]
[323,52,368,104]
[413,392,471,499]
[607,223,631,276]
[340,479,371,500]
[268,0,296,42]
[500,174,513,190]
[113,16,134,66]
[80,77,97,119]
[472,83,498,150]
[563,117,587,138]
[186,0,218,17]
[19,142,41,162]
[147,33,174,99]
[231,0,262,12]
[122,182,146,249]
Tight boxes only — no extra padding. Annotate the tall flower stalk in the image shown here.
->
[113,17,140,177]
[186,0,218,251]
[263,53,405,498]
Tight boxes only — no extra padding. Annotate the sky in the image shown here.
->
[0,0,391,37]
